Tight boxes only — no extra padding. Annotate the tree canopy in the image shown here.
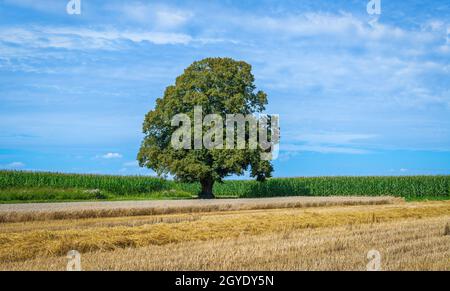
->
[138,57,274,198]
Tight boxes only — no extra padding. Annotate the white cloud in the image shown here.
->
[101,153,122,159]
[440,26,450,53]
[277,151,300,162]
[281,144,370,155]
[119,3,154,24]
[2,0,63,14]
[278,132,375,155]
[3,162,25,169]
[0,26,193,51]
[221,12,427,43]
[250,36,449,109]
[422,20,445,32]
[123,161,139,167]
[154,7,192,29]
[287,132,377,145]
[0,25,237,53]
[106,2,193,29]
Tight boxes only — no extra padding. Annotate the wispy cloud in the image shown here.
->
[287,133,377,145]
[281,144,371,155]
[109,2,193,29]
[1,162,25,169]
[237,12,410,40]
[0,26,193,50]
[275,131,379,159]
[101,153,122,159]
[279,132,375,156]
[123,161,138,167]
[2,0,64,14]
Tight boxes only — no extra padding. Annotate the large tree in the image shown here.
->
[138,57,274,198]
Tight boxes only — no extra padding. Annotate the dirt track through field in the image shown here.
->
[0,196,402,223]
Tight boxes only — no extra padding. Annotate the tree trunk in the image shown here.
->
[199,178,215,199]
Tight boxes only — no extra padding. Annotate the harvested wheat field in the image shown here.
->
[0,196,400,223]
[0,198,449,271]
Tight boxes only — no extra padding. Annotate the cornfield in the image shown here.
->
[0,170,449,200]
[0,170,168,194]
[207,176,450,199]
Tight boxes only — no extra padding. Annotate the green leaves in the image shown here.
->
[138,58,273,192]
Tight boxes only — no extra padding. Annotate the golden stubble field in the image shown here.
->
[0,197,449,271]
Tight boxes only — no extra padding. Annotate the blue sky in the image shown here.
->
[0,0,449,177]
